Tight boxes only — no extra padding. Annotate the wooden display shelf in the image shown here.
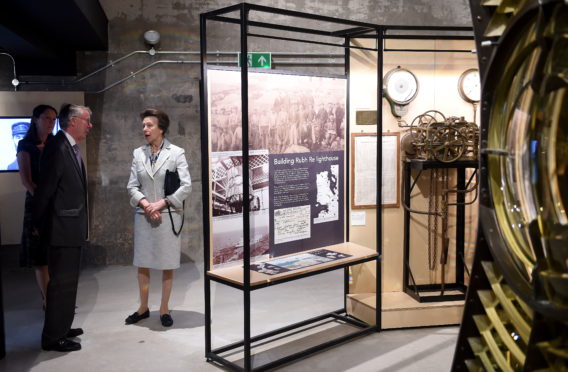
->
[207,242,378,288]
[347,291,464,329]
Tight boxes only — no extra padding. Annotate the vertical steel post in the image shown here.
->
[0,227,5,359]
[456,167,466,286]
[402,162,411,296]
[199,13,212,357]
[344,36,351,311]
[240,4,252,371]
[375,26,384,331]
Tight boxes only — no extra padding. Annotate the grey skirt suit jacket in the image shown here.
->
[127,139,192,269]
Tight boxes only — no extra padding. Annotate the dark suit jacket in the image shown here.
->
[34,130,88,247]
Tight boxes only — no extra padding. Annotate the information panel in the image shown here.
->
[351,132,400,208]
[208,67,347,267]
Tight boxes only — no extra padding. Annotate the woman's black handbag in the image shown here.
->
[164,169,184,236]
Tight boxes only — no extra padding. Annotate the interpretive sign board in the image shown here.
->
[269,151,344,257]
[207,67,347,267]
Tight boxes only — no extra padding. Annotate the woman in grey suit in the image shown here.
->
[126,108,191,327]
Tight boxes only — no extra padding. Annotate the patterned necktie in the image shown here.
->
[73,144,83,170]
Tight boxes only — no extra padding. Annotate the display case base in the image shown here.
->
[347,291,464,329]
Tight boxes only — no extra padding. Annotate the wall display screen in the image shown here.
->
[0,117,59,172]
[208,67,347,268]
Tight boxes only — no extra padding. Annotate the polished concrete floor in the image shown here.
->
[0,248,459,371]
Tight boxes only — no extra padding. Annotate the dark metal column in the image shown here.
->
[240,4,252,371]
[0,228,5,359]
[199,13,212,358]
[456,168,466,286]
[344,36,350,311]
[402,161,411,297]
[375,26,384,331]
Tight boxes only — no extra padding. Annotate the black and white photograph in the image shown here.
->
[211,151,270,266]
[208,68,347,154]
[211,151,269,216]
[0,118,29,171]
[211,210,269,267]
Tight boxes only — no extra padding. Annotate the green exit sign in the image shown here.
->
[238,52,271,68]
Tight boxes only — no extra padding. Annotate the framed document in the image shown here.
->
[351,132,400,209]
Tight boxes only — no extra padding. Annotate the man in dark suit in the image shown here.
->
[34,104,92,352]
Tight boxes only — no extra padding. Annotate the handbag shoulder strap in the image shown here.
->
[167,202,184,236]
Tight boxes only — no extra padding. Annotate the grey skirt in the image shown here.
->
[133,211,182,270]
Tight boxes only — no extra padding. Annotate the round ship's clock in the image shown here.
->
[458,68,481,103]
[384,67,419,105]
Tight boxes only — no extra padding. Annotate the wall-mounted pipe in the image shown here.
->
[384,48,476,53]
[19,49,345,87]
[90,60,199,94]
[20,49,199,85]
[90,58,345,93]
[0,52,19,91]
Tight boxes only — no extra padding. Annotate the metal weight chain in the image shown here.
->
[440,168,450,294]
[427,169,433,270]
[427,168,439,271]
[434,168,440,269]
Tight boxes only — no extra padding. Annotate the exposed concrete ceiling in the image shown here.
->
[0,0,108,76]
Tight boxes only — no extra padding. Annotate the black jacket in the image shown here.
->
[33,130,88,246]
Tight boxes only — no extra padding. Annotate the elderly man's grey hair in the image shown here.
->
[58,104,92,129]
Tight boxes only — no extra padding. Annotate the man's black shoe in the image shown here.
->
[125,309,150,324]
[42,338,81,352]
[66,328,84,338]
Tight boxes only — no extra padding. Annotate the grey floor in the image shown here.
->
[0,248,458,372]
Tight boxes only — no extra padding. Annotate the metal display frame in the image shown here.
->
[200,4,383,371]
[200,3,476,371]
[402,159,478,302]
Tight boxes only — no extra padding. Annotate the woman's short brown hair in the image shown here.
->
[140,108,170,135]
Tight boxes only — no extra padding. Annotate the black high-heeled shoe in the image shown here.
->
[125,309,150,324]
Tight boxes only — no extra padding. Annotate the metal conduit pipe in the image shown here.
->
[19,49,345,86]
[20,49,199,85]
[0,52,19,91]
[91,58,345,93]
[384,48,476,53]
[10,43,474,93]
[90,59,199,94]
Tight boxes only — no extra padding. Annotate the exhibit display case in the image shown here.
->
[346,29,479,329]
[200,4,382,371]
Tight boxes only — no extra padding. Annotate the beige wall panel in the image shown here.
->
[0,92,84,244]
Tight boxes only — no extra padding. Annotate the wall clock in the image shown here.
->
[383,66,419,118]
[458,68,481,103]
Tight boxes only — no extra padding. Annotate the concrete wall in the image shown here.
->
[0,0,472,265]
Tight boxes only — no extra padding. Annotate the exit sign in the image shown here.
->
[238,52,271,68]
